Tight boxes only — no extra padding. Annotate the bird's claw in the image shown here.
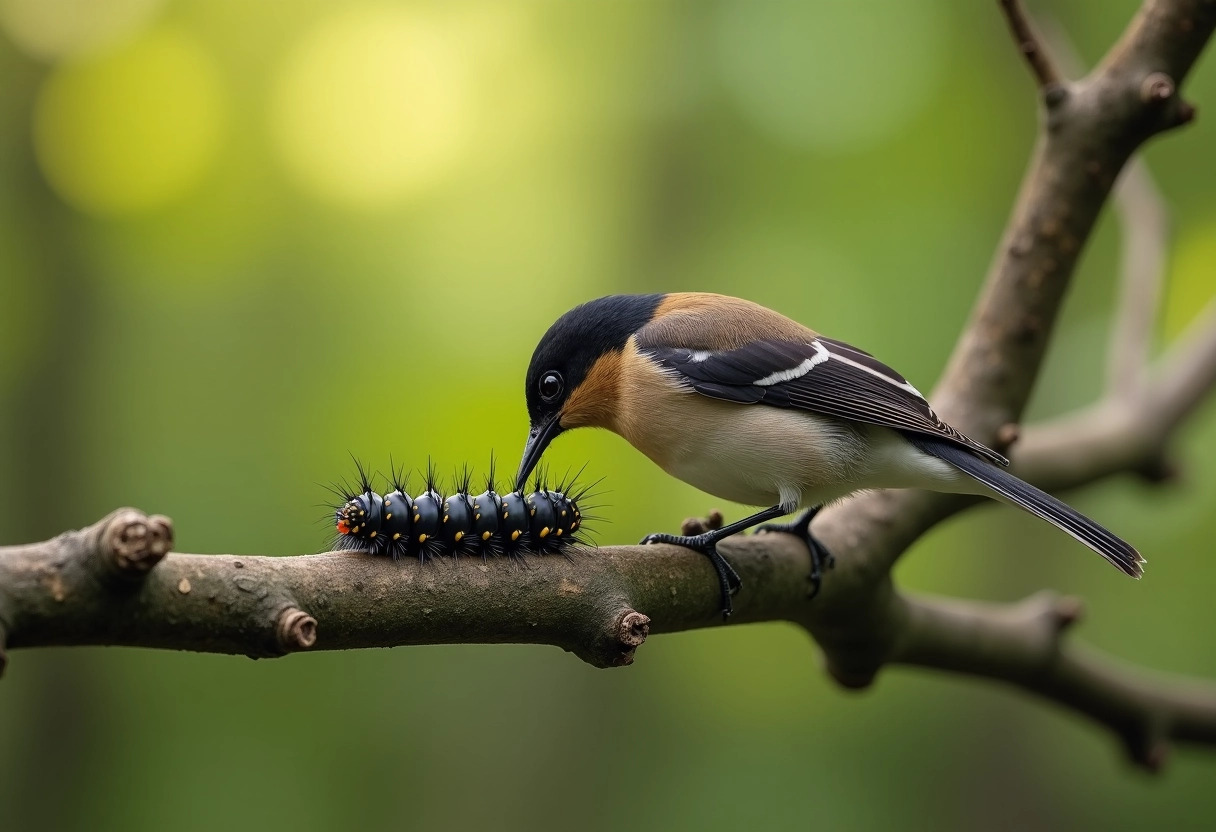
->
[755,507,834,600]
[638,530,740,618]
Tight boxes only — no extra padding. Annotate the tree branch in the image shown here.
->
[2,0,1216,771]
[812,0,1216,583]
[893,591,1216,769]
[6,507,1216,770]
[0,509,816,670]
[1016,298,1216,491]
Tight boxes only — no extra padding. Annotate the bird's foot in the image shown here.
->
[756,506,834,599]
[640,531,741,619]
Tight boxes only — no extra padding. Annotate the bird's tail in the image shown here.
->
[903,432,1144,578]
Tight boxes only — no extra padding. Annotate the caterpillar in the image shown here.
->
[328,460,596,562]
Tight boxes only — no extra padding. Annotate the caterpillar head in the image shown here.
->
[335,491,384,540]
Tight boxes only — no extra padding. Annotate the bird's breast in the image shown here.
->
[613,348,866,507]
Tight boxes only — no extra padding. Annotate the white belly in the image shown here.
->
[618,386,977,510]
[659,403,862,508]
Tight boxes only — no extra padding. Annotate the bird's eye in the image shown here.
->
[539,371,564,402]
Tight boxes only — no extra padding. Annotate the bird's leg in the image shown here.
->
[640,505,787,619]
[756,506,835,599]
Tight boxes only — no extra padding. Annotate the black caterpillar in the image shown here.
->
[329,461,595,561]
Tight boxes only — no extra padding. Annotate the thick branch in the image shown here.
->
[5,508,1216,768]
[812,0,1216,581]
[1000,16,1212,491]
[937,0,1209,439]
[894,592,1216,768]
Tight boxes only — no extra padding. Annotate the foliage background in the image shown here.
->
[1,1,1214,829]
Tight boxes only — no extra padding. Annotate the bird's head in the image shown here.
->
[516,294,663,490]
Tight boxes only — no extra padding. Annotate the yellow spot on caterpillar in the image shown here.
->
[454,531,463,542]
[384,499,391,507]
[418,534,428,543]
[369,531,377,538]
[474,513,481,520]
[530,508,536,516]
[539,527,549,538]
[414,514,420,522]
[359,510,366,516]
[482,531,491,540]
[503,511,509,518]
[561,510,567,517]
[443,515,449,523]
[385,512,392,519]
[555,529,563,536]
[511,530,521,541]
[393,533,401,540]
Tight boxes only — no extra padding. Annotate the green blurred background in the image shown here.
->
[2,0,1215,829]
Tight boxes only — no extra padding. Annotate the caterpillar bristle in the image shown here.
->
[389,467,412,496]
[555,462,586,496]
[453,463,473,500]
[423,457,440,496]
[531,464,548,497]
[319,480,353,504]
[387,455,408,493]
[484,453,498,496]
[349,454,376,494]
[568,479,606,508]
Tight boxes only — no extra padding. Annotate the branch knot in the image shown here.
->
[101,510,173,577]
[612,609,651,666]
[1141,72,1175,102]
[276,607,318,652]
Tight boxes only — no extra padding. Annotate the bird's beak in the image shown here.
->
[516,415,564,491]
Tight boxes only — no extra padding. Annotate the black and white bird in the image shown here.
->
[515,292,1143,616]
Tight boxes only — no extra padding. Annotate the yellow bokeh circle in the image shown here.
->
[33,25,225,216]
[269,5,472,210]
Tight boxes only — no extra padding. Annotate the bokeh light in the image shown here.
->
[32,25,225,216]
[269,4,473,210]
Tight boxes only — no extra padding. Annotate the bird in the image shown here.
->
[515,292,1143,617]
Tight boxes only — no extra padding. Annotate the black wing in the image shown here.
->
[641,336,1008,466]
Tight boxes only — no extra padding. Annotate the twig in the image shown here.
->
[1038,12,1174,399]
[998,0,1064,89]
[1108,151,1171,397]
